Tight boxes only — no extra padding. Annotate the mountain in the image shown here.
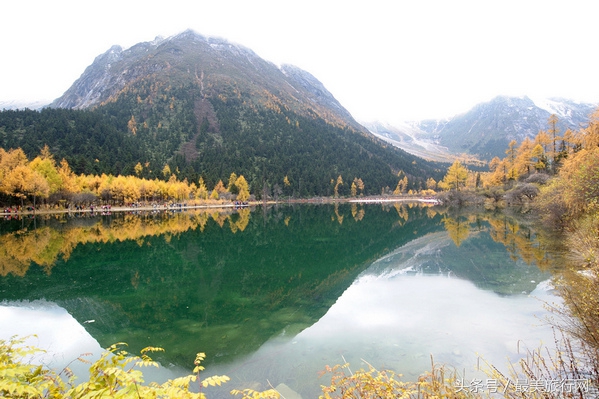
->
[363,96,597,163]
[412,96,597,160]
[361,120,457,164]
[0,100,49,111]
[22,29,445,195]
[51,31,360,131]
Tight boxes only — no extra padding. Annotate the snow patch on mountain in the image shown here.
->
[530,96,573,118]
[0,100,49,110]
[361,120,456,163]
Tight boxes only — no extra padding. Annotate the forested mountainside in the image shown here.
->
[0,29,446,196]
[0,108,142,175]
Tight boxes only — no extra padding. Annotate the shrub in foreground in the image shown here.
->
[0,336,278,399]
[2,334,597,399]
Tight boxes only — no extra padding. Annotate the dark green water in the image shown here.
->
[0,203,557,398]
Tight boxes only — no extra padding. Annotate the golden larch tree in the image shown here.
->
[235,175,250,202]
[441,160,468,191]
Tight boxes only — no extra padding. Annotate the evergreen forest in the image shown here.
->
[0,81,445,201]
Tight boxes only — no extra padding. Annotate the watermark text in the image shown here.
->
[455,378,592,394]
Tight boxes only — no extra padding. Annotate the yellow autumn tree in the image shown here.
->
[350,181,357,197]
[534,130,551,166]
[172,178,191,201]
[213,180,227,194]
[582,108,599,148]
[558,146,599,217]
[531,143,547,172]
[227,172,238,194]
[162,164,172,179]
[535,107,599,231]
[235,175,250,202]
[393,173,408,195]
[0,147,28,174]
[58,159,78,194]
[111,175,141,204]
[154,179,167,201]
[2,164,49,208]
[165,175,180,200]
[127,115,137,135]
[84,174,102,196]
[147,179,162,202]
[441,160,468,191]
[514,137,534,176]
[353,177,365,196]
[548,113,560,170]
[196,177,209,200]
[0,148,29,197]
[505,139,519,181]
[558,128,577,159]
[3,165,33,206]
[29,154,61,194]
[138,178,153,203]
[426,177,437,191]
[333,175,343,197]
[28,170,50,209]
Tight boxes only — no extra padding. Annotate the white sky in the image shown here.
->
[1,0,598,122]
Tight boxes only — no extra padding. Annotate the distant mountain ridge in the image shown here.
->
[0,100,48,111]
[414,96,596,160]
[365,96,597,162]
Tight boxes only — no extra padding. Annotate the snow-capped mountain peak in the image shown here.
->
[529,96,576,119]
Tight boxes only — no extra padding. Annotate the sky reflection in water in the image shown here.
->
[0,300,192,383]
[204,232,557,398]
[0,272,556,397]
[0,300,103,377]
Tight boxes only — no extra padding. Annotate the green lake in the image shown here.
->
[0,203,560,398]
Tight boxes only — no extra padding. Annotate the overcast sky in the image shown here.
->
[1,0,598,122]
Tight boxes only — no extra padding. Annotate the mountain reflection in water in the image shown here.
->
[0,204,559,398]
[206,225,556,398]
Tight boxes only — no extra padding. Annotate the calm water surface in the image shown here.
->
[0,204,559,397]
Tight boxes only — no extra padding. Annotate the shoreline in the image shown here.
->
[0,196,439,217]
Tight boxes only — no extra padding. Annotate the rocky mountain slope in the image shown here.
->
[365,96,596,162]
[361,121,457,164]
[51,30,362,132]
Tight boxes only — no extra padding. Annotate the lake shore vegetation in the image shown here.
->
[0,144,256,212]
[0,142,444,217]
[433,109,599,270]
